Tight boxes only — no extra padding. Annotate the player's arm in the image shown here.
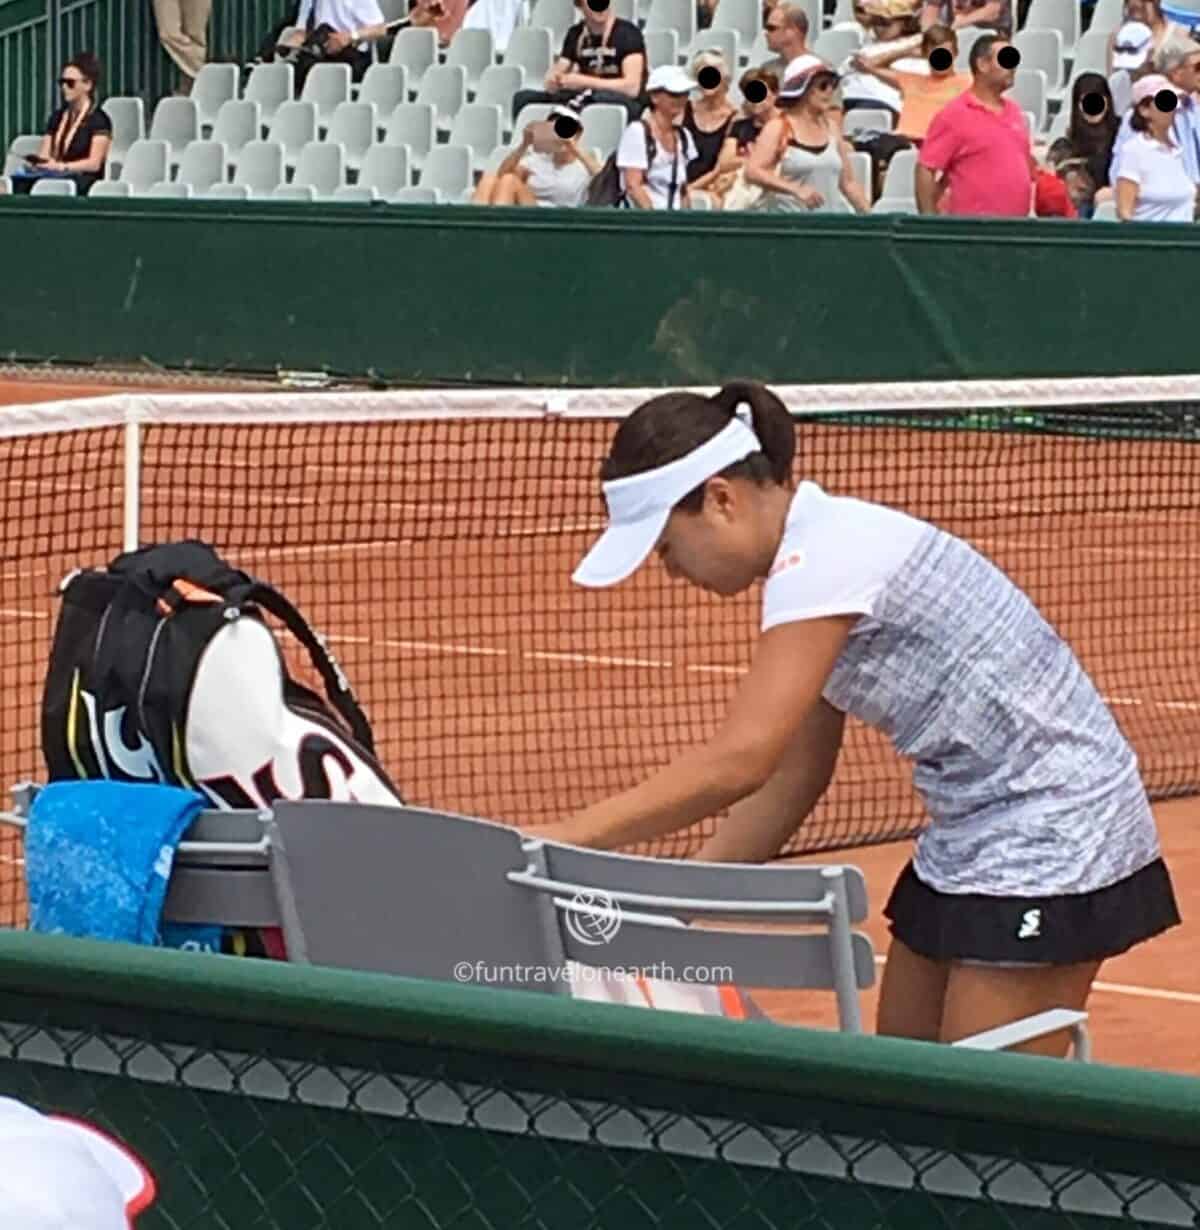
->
[538,615,855,850]
[693,697,846,862]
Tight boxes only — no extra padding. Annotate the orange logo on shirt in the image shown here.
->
[768,550,806,579]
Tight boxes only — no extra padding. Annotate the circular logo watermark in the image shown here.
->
[563,890,622,946]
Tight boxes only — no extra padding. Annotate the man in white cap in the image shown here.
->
[1109,19,1154,113]
[0,1096,156,1228]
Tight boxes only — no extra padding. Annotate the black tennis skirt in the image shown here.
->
[884,858,1181,965]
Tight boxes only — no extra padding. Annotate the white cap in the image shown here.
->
[0,1097,156,1229]
[572,411,762,587]
[1112,21,1153,70]
[646,65,697,94]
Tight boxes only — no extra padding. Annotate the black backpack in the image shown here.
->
[41,540,404,811]
[586,120,656,208]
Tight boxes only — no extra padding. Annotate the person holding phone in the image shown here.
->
[13,52,111,196]
[472,105,601,206]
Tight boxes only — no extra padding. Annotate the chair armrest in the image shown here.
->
[952,1008,1091,1062]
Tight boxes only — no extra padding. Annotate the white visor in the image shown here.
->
[572,412,762,588]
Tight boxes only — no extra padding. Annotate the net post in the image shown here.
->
[123,403,142,553]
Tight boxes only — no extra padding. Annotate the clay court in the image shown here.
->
[1,370,1197,1076]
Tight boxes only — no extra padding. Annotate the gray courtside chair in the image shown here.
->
[1089,0,1123,33]
[529,0,575,45]
[192,63,239,134]
[243,62,294,125]
[644,28,680,71]
[501,26,553,90]
[418,144,472,197]
[447,102,503,166]
[842,107,894,135]
[680,27,739,74]
[880,145,917,199]
[89,180,132,198]
[388,26,438,89]
[710,0,761,49]
[272,184,318,201]
[356,64,408,134]
[292,141,345,197]
[100,97,144,173]
[212,100,261,171]
[359,142,411,197]
[580,103,627,160]
[332,185,378,202]
[30,178,77,196]
[445,27,496,94]
[475,64,522,115]
[812,25,863,64]
[1023,0,1080,54]
[385,102,435,171]
[393,184,440,203]
[266,99,317,172]
[201,182,250,200]
[146,180,193,198]
[871,195,917,214]
[1013,27,1066,103]
[4,134,42,176]
[299,61,352,131]
[176,139,226,193]
[149,95,200,168]
[118,139,169,194]
[415,63,468,134]
[645,0,697,50]
[1013,66,1049,134]
[326,100,377,173]
[232,140,284,196]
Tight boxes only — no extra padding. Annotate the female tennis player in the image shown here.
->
[528,379,1181,1055]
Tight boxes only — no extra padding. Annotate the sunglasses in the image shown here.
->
[59,77,82,87]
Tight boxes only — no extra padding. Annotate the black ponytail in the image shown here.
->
[600,380,796,512]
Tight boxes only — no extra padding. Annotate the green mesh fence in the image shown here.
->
[0,933,1197,1229]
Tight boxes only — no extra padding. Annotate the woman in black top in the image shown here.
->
[17,52,112,196]
[682,50,738,203]
[1065,73,1120,197]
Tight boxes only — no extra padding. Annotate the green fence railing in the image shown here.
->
[0,0,291,154]
[0,931,1198,1229]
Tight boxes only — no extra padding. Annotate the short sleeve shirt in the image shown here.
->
[560,18,645,83]
[1113,132,1197,223]
[44,104,112,163]
[617,120,697,208]
[520,149,591,206]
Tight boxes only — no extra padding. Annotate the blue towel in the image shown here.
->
[26,780,206,946]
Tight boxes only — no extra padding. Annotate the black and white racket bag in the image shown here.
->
[41,540,404,811]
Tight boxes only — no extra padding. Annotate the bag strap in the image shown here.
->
[231,581,377,755]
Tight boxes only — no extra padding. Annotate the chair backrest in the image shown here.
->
[643,27,679,70]
[177,139,226,191]
[475,63,522,113]
[327,101,378,159]
[848,148,871,197]
[147,180,193,198]
[389,26,439,86]
[872,195,918,213]
[212,99,261,156]
[529,0,576,45]
[512,102,553,133]
[231,139,284,193]
[881,144,917,198]
[1022,0,1079,51]
[711,0,761,45]
[192,63,239,129]
[202,182,251,200]
[415,63,468,126]
[1013,66,1048,131]
[379,0,410,18]
[394,185,439,203]
[1092,197,1117,220]
[267,99,318,161]
[332,185,378,202]
[118,138,169,192]
[1089,0,1124,33]
[31,177,76,196]
[89,180,132,198]
[292,140,345,196]
[842,106,894,135]
[357,63,409,123]
[300,61,352,126]
[1013,26,1064,92]
[149,96,200,158]
[580,103,627,159]
[100,97,145,162]
[743,29,771,68]
[645,0,696,45]
[419,143,472,195]
[385,101,435,164]
[272,184,317,200]
[445,27,496,90]
[502,26,553,87]
[244,62,294,123]
[681,28,739,78]
[4,134,41,177]
[955,25,989,70]
[813,25,862,67]
[1070,28,1110,78]
[447,102,503,162]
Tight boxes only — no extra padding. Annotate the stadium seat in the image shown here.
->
[272,184,318,200]
[266,99,318,171]
[355,64,408,132]
[501,26,553,89]
[512,102,553,134]
[580,103,627,159]
[1046,105,1069,140]
[326,101,377,173]
[211,99,261,169]
[244,62,294,124]
[447,103,503,165]
[1071,29,1110,78]
[419,144,472,197]
[293,141,346,197]
[359,143,411,198]
[608,0,637,19]
[645,0,697,50]
[118,138,169,194]
[201,182,250,200]
[30,177,76,196]
[1089,0,1124,32]
[149,96,200,167]
[711,0,762,49]
[176,139,226,193]
[331,184,378,202]
[644,28,680,71]
[232,139,284,196]
[446,28,495,94]
[475,64,522,115]
[848,149,871,199]
[1012,67,1048,132]
[680,28,740,74]
[880,145,917,199]
[385,102,435,171]
[1013,27,1065,100]
[742,30,771,68]
[872,195,917,213]
[147,180,193,198]
[100,97,145,172]
[529,0,576,46]
[389,26,438,89]
[88,180,132,198]
[415,63,468,132]
[826,0,853,26]
[1023,0,1080,53]
[3,134,42,177]
[1092,198,1117,220]
[689,191,714,208]
[842,106,894,135]
[956,26,989,70]
[813,25,863,66]
[394,185,440,203]
[378,0,410,19]
[301,62,353,130]
[192,63,239,134]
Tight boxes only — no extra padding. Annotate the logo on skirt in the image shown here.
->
[1017,908,1042,939]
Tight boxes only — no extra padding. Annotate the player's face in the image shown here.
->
[655,480,766,596]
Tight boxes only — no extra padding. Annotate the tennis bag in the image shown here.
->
[41,540,404,811]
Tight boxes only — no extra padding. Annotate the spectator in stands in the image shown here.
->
[683,50,740,204]
[277,1,393,87]
[919,0,1011,37]
[511,0,648,123]
[849,24,970,195]
[152,0,211,96]
[916,34,1032,216]
[473,104,601,206]
[1114,74,1200,221]
[1109,37,1200,185]
[617,65,698,209]
[1044,138,1097,215]
[1109,0,1189,75]
[716,67,780,208]
[839,0,924,124]
[10,52,111,197]
[745,57,872,212]
[1108,20,1154,113]
[1061,73,1120,215]
[760,2,812,81]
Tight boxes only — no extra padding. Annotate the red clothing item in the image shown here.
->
[1033,168,1078,218]
[919,90,1033,217]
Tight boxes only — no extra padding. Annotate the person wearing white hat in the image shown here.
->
[1108,0,1188,77]
[1107,19,1155,114]
[1108,37,1200,185]
[0,1096,156,1228]
[523,379,1180,1057]
[473,103,601,207]
[1113,74,1199,220]
[616,66,699,209]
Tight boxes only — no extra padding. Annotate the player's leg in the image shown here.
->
[875,937,950,1041]
[939,960,1101,1057]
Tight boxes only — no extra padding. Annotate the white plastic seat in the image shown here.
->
[501,27,553,89]
[149,96,199,166]
[244,62,294,124]
[475,64,522,114]
[1012,66,1048,133]
[232,139,284,196]
[512,102,553,134]
[147,180,193,198]
[176,139,226,192]
[743,30,771,68]
[415,63,468,131]
[446,28,495,93]
[956,26,989,71]
[31,177,76,196]
[272,184,317,201]
[266,99,317,170]
[447,102,503,165]
[332,185,378,202]
[645,0,697,49]
[711,0,761,48]
[842,106,894,134]
[872,195,917,213]
[680,28,740,74]
[118,138,169,194]
[300,62,353,129]
[100,97,145,171]
[389,26,438,88]
[812,26,862,66]
[880,145,917,199]
[529,0,576,45]
[192,63,239,133]
[394,185,440,203]
[202,182,251,200]
[1068,29,1110,79]
[580,103,627,159]
[644,28,680,71]
[1089,0,1124,33]
[211,99,261,168]
[4,134,42,177]
[89,180,132,198]
[1013,27,1065,100]
[359,143,411,198]
[385,102,435,170]
[293,140,345,197]
[1023,0,1080,54]
[326,101,377,172]
[418,143,471,197]
[356,64,408,131]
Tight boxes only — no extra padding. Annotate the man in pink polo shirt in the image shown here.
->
[915,33,1032,216]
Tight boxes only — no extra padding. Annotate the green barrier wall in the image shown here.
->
[1,197,1199,386]
[0,932,1198,1229]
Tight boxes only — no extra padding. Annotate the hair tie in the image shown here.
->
[733,402,753,428]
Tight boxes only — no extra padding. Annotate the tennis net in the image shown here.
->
[1,378,1198,924]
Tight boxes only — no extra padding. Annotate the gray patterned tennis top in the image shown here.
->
[761,483,1160,896]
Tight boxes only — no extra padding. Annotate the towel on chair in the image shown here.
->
[26,780,206,945]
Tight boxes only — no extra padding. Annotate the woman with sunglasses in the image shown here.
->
[1113,74,1199,222]
[14,53,111,196]
[745,57,871,213]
